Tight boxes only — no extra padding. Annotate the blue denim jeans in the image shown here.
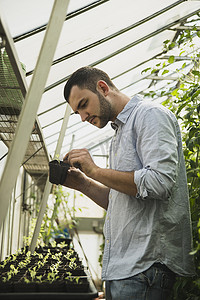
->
[105,263,176,300]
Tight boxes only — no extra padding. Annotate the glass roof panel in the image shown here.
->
[0,0,99,37]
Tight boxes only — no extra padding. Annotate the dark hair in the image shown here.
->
[63,66,117,102]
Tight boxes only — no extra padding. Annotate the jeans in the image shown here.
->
[105,263,176,300]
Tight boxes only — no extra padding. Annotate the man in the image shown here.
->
[63,66,194,299]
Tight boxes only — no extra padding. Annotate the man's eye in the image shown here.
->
[81,100,88,108]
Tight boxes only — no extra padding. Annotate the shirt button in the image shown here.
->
[106,239,109,244]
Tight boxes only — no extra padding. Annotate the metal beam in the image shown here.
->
[26,0,185,77]
[172,26,200,30]
[29,105,71,253]
[157,55,199,61]
[146,75,179,80]
[0,0,70,230]
[13,0,108,43]
[44,7,200,93]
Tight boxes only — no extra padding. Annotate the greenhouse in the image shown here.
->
[0,0,200,299]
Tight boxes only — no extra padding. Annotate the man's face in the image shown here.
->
[68,85,112,128]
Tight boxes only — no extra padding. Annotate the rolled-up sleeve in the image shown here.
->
[134,106,179,200]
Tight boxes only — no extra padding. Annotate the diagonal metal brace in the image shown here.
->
[29,105,71,253]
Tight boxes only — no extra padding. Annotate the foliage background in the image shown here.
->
[143,23,200,299]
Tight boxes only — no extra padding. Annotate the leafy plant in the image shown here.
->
[0,243,85,288]
[29,266,37,281]
[41,186,81,244]
[64,271,80,284]
[142,17,200,299]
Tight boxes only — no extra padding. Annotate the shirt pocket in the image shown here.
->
[115,132,142,171]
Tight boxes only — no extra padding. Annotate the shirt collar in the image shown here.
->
[111,94,142,130]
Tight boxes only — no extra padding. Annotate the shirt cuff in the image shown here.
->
[134,167,149,199]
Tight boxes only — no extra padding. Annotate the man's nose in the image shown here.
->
[80,111,88,122]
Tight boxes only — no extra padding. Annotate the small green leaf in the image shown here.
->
[162,69,169,75]
[163,39,170,45]
[182,62,186,69]
[141,67,151,74]
[168,55,175,64]
[179,50,185,56]
[169,42,175,49]
[171,89,178,97]
[151,68,157,74]
[156,63,161,67]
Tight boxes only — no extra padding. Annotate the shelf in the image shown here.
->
[0,19,49,191]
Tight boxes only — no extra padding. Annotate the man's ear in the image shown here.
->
[96,80,109,96]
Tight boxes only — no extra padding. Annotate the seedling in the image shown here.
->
[47,272,59,283]
[36,275,42,283]
[30,266,38,280]
[23,277,30,284]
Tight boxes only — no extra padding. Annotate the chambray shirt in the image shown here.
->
[102,95,195,281]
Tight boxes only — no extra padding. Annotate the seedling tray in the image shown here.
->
[0,278,97,299]
[0,245,98,300]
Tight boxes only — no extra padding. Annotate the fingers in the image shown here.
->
[63,167,86,190]
[63,153,69,162]
[63,152,82,168]
[63,148,95,177]
[68,149,88,168]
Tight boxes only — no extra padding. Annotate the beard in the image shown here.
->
[97,91,115,128]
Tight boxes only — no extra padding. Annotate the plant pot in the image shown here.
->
[13,282,37,293]
[65,277,89,293]
[37,281,65,293]
[0,282,13,293]
[49,160,70,185]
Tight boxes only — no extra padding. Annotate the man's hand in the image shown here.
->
[63,149,110,210]
[62,167,86,191]
[63,148,99,179]
[63,148,137,202]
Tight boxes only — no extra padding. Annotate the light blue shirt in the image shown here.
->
[102,95,195,281]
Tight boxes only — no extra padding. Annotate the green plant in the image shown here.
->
[47,272,59,283]
[98,241,105,268]
[0,244,88,293]
[29,266,37,281]
[69,257,77,270]
[23,217,44,248]
[36,275,42,283]
[142,18,200,299]
[23,277,30,284]
[41,186,81,244]
[1,264,19,283]
[64,271,80,284]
